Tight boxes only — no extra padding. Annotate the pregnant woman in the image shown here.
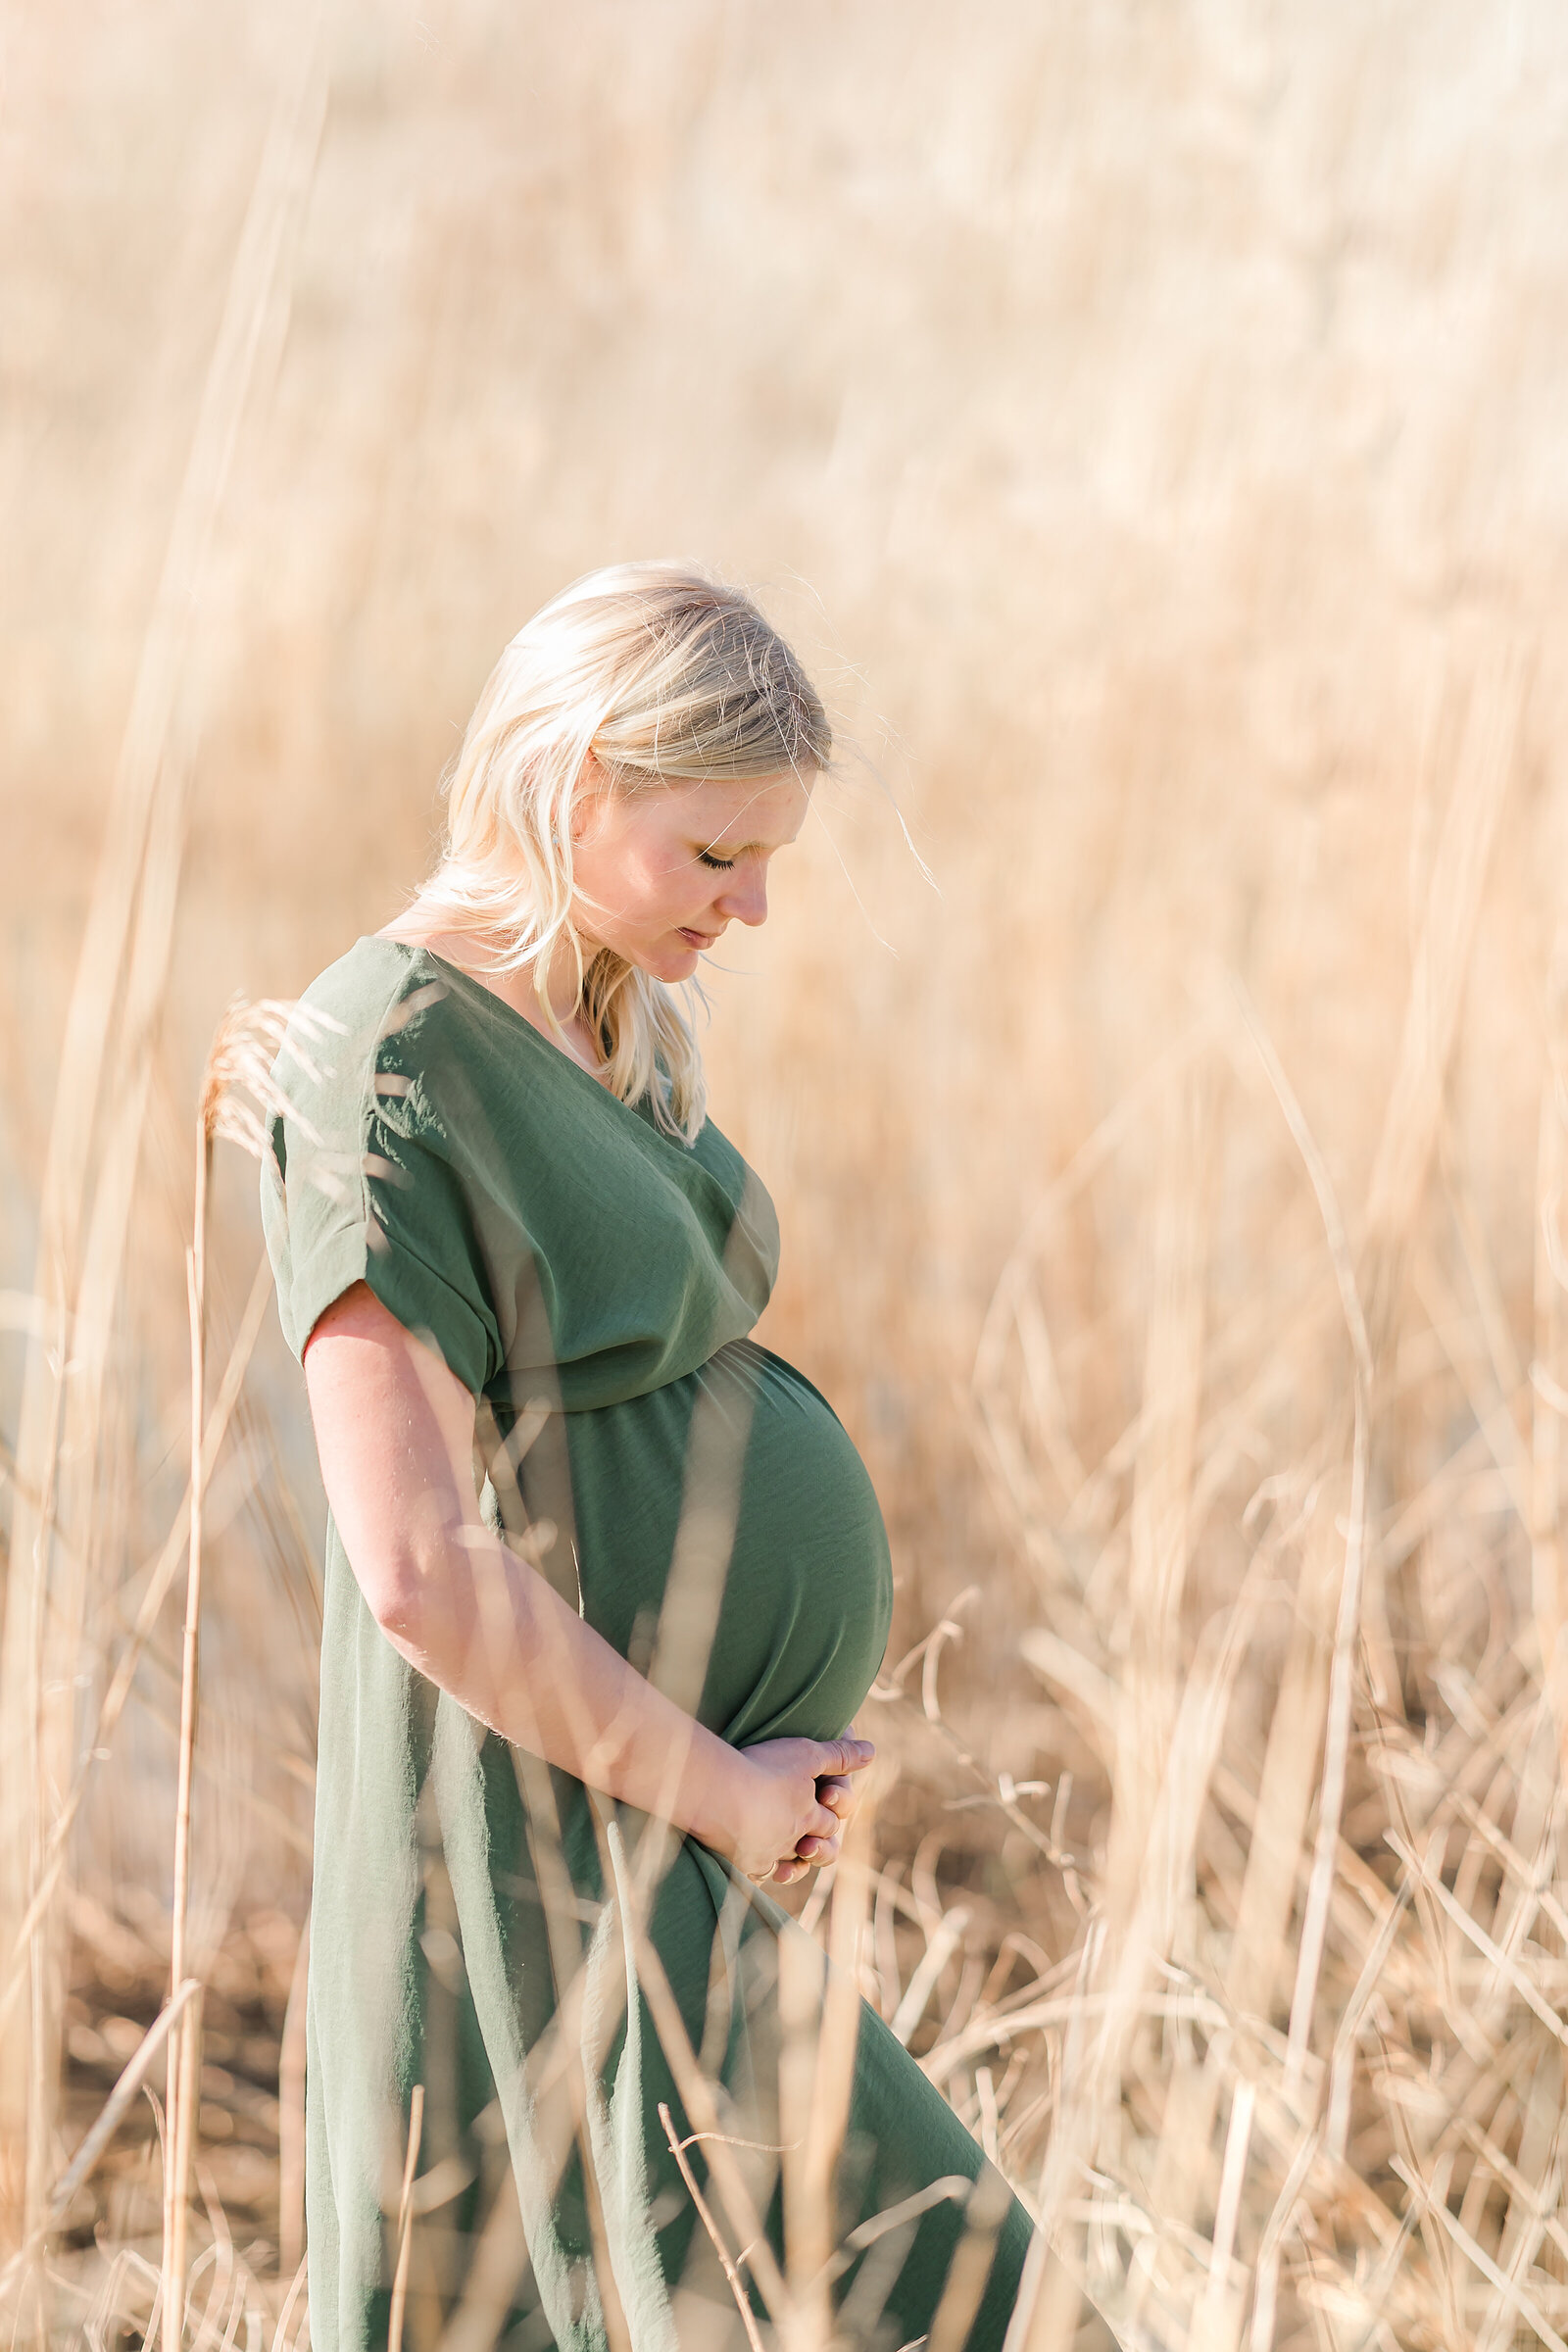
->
[265,564,1033,2349]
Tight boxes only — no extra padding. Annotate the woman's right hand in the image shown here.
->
[716,1735,874,1885]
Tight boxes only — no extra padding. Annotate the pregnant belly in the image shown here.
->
[537,1339,892,1747]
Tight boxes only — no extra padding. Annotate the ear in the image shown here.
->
[569,754,611,844]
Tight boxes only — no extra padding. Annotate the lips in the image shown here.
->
[677,928,718,949]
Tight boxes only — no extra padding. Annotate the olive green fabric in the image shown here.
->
[263,937,1033,2351]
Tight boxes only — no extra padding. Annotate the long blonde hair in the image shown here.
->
[407,563,831,1141]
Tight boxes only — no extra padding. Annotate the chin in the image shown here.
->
[601,934,699,983]
[645,940,703,981]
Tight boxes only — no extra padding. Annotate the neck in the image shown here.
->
[383,903,606,1035]
[534,930,595,1026]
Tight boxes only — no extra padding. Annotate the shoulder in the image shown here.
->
[269,938,479,1199]
[262,939,506,1384]
[280,938,483,1124]
[295,935,454,1064]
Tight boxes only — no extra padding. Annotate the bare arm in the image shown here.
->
[303,1282,870,1883]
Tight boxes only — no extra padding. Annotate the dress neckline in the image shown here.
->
[362,935,693,1152]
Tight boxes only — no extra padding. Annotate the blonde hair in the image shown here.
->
[408,562,831,1141]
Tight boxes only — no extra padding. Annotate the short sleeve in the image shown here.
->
[262,980,501,1396]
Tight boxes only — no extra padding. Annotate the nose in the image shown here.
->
[717,865,769,927]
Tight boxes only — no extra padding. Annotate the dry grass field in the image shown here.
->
[5,2,1568,2345]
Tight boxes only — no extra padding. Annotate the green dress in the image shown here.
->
[263,936,1032,2352]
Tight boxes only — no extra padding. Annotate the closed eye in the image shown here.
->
[696,847,737,870]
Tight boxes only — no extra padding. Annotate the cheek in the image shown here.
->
[582,839,697,928]
[633,850,696,919]
[575,834,646,908]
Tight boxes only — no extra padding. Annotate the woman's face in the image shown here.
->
[568,766,812,982]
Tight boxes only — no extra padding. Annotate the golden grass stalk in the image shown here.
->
[158,995,327,2348]
[276,1913,310,2281]
[1230,983,1375,2093]
[160,1089,212,2352]
[1535,931,1568,1769]
[658,2104,766,2352]
[269,2256,311,2352]
[387,2082,424,2352]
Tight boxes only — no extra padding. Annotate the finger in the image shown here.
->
[815,1774,855,1818]
[798,1812,843,1857]
[771,1857,807,1885]
[814,1737,874,1778]
[794,1831,841,1867]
